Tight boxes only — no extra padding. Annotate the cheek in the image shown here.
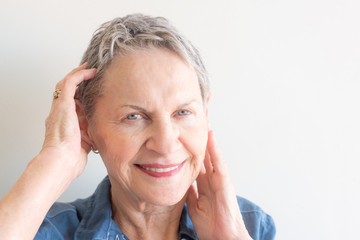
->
[92,126,145,168]
[181,118,208,166]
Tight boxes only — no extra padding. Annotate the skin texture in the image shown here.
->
[90,49,208,207]
[0,63,96,239]
[187,131,251,240]
[0,49,252,240]
[80,48,209,239]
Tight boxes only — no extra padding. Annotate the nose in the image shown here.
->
[145,118,182,156]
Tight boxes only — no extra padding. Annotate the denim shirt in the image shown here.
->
[35,176,276,240]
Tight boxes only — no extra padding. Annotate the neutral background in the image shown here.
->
[1,0,359,239]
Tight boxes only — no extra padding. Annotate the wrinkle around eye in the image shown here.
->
[172,110,199,124]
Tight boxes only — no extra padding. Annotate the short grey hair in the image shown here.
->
[77,13,209,120]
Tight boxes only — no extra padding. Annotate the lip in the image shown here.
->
[135,161,185,178]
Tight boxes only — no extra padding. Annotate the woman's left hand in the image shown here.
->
[186,131,252,240]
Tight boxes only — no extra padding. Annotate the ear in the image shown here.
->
[75,99,94,151]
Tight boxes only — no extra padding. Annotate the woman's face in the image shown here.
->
[89,48,208,206]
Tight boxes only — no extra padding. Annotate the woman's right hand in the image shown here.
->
[0,63,96,240]
[39,62,96,181]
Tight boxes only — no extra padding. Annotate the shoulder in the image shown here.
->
[34,176,113,240]
[34,198,91,240]
[236,196,276,240]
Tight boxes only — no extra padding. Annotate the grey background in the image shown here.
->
[1,0,359,239]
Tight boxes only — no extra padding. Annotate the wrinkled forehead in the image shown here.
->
[103,49,196,88]
[99,48,203,108]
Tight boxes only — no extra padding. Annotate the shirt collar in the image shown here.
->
[178,204,198,240]
[74,176,120,239]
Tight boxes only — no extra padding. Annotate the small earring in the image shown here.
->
[91,146,99,154]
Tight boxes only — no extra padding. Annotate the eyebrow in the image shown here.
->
[120,104,147,112]
[120,99,197,112]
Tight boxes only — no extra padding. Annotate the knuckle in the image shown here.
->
[63,75,73,86]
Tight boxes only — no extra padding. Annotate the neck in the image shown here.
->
[109,177,185,240]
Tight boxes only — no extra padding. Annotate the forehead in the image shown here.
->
[100,48,202,106]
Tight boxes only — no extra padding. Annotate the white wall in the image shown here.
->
[1,1,359,239]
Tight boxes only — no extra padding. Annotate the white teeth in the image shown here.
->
[139,165,180,173]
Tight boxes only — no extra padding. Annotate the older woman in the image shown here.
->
[0,14,275,240]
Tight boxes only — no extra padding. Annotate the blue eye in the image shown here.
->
[126,114,142,120]
[177,110,191,116]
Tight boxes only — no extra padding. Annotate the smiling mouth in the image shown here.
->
[135,161,185,177]
[137,164,180,173]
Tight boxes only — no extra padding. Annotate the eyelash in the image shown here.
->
[176,109,191,116]
[125,113,144,120]
[124,109,192,121]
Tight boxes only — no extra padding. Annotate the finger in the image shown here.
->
[69,68,96,87]
[56,62,89,91]
[53,68,96,103]
[207,130,227,175]
[54,63,93,92]
[59,68,96,96]
[203,149,214,175]
[68,62,88,75]
[186,184,198,217]
[196,167,211,196]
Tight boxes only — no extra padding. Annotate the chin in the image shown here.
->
[141,184,190,207]
[134,159,200,207]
